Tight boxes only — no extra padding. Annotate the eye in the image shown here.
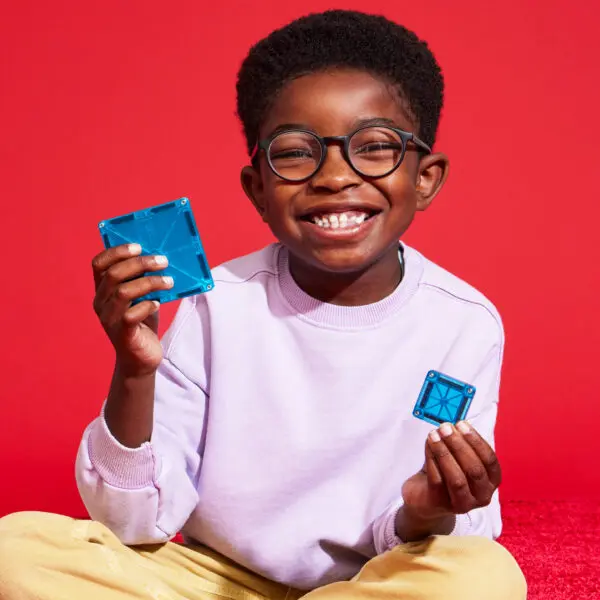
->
[269,131,321,164]
[271,148,315,160]
[350,126,405,160]
[354,141,402,155]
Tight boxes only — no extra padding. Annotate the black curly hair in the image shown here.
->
[236,9,444,156]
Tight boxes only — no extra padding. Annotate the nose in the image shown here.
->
[309,144,362,192]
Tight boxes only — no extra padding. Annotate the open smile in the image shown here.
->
[298,209,381,241]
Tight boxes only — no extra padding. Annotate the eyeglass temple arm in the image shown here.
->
[411,134,432,154]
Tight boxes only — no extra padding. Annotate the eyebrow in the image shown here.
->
[353,117,399,129]
[264,117,403,140]
[266,123,311,138]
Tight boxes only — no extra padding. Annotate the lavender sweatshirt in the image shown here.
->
[76,243,504,590]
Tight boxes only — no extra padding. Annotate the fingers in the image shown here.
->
[439,423,496,506]
[92,243,175,328]
[458,422,502,488]
[123,300,161,326]
[424,440,451,508]
[427,422,500,513]
[424,442,443,485]
[95,253,170,304]
[92,243,142,287]
[427,428,474,513]
[98,275,174,327]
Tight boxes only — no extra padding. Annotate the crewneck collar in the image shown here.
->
[276,243,423,329]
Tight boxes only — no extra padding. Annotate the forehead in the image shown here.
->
[261,69,413,137]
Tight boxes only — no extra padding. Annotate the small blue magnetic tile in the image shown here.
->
[413,371,476,426]
[98,198,213,305]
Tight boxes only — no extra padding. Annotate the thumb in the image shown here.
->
[143,309,160,333]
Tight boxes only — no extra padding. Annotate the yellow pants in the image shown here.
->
[0,512,526,600]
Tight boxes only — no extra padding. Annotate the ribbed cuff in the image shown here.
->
[375,501,474,554]
[87,416,159,489]
[374,499,405,554]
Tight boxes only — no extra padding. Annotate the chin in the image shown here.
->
[302,245,382,275]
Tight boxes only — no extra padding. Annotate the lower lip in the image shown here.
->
[298,214,379,242]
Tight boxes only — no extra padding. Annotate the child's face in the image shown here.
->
[242,69,448,275]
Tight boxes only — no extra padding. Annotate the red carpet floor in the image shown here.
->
[500,501,600,599]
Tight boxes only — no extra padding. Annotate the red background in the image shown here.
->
[1,0,599,516]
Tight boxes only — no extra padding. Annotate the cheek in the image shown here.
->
[375,170,419,210]
[264,190,291,216]
[259,186,304,238]
[262,179,303,217]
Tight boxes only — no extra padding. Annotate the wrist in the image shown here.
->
[402,503,452,522]
[114,358,158,381]
[395,504,456,542]
[104,362,157,448]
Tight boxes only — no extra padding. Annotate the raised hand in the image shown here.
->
[399,421,501,538]
[92,243,174,377]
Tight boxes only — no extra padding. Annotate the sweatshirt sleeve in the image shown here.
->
[75,296,209,545]
[373,322,505,554]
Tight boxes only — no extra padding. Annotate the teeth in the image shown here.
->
[312,211,370,229]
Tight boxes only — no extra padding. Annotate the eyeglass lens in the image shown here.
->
[267,127,405,181]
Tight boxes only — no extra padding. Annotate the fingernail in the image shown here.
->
[439,423,453,437]
[457,421,471,434]
[128,243,142,255]
[154,255,168,266]
[162,276,174,287]
[429,430,441,443]
[152,300,160,309]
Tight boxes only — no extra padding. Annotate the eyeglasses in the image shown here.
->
[251,125,431,182]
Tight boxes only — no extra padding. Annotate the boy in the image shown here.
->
[0,9,526,600]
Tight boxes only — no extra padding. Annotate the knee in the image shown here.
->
[0,510,73,540]
[451,536,527,600]
[0,510,46,534]
[0,512,75,586]
[0,511,44,555]
[0,511,57,559]
[0,512,44,594]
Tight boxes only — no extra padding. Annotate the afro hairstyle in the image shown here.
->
[236,9,444,155]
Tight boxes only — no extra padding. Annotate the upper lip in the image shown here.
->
[297,200,383,219]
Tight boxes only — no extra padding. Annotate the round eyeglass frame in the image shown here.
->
[250,125,432,182]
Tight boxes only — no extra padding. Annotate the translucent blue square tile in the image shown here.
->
[98,197,213,305]
[413,371,476,426]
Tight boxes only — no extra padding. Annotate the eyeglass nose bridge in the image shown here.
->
[321,135,348,145]
[319,134,350,151]
[314,134,355,174]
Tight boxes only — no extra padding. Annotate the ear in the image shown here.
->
[415,152,450,211]
[241,165,268,222]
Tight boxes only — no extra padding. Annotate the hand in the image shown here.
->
[402,421,502,522]
[92,243,174,377]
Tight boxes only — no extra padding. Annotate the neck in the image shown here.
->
[288,246,403,306]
